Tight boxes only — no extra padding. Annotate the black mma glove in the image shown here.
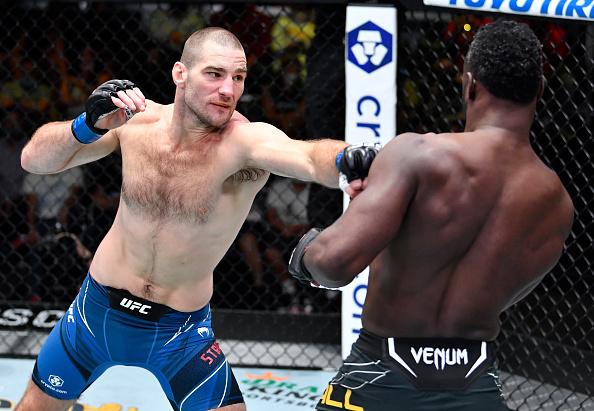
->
[288,228,321,287]
[335,143,379,191]
[71,79,137,144]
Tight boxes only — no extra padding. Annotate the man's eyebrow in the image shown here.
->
[203,66,248,73]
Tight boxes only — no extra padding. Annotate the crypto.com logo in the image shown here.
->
[48,374,64,387]
[347,21,393,73]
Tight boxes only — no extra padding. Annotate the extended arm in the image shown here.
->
[21,80,145,174]
[240,122,347,188]
[291,134,420,288]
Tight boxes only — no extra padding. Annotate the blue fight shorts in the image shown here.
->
[32,273,244,411]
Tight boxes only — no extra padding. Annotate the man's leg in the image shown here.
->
[14,380,76,411]
[160,340,246,411]
[211,403,246,411]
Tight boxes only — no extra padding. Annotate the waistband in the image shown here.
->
[356,328,495,391]
[84,273,210,324]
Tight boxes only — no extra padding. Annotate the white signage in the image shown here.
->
[342,4,397,359]
[424,0,594,21]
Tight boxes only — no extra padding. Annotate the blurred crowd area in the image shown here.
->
[0,2,342,314]
[0,2,591,316]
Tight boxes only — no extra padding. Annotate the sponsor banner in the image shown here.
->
[423,0,594,21]
[342,4,397,359]
[239,368,333,409]
[0,305,65,330]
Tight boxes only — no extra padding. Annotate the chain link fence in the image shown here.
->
[0,1,592,410]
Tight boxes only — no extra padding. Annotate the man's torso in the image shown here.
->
[90,102,268,311]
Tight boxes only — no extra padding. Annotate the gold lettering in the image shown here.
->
[324,385,344,408]
[344,389,364,411]
[321,386,330,404]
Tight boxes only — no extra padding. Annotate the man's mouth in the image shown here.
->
[211,102,231,109]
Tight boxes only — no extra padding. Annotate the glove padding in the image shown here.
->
[288,228,321,287]
[337,144,379,182]
[85,79,137,134]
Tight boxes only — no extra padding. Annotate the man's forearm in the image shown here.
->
[21,121,83,174]
[311,139,348,188]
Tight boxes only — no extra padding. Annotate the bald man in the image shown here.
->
[17,27,376,411]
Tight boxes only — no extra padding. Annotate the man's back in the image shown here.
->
[292,20,574,411]
[363,130,574,339]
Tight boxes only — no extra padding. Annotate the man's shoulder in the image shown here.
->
[387,132,442,149]
[127,100,167,126]
[231,110,250,124]
[383,132,446,163]
[224,119,282,143]
[116,100,167,142]
[538,163,574,224]
[220,112,252,137]
[377,132,470,182]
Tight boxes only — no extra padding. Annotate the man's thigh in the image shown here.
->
[31,316,93,400]
[165,350,245,411]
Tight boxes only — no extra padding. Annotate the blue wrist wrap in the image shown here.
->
[335,151,344,170]
[71,113,102,144]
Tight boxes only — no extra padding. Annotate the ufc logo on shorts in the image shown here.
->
[120,298,151,314]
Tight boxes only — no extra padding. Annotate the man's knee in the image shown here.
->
[15,379,76,411]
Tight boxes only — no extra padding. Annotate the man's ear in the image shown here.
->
[463,72,476,102]
[172,61,188,87]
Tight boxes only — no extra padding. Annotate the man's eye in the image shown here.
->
[208,72,220,78]
[233,75,244,82]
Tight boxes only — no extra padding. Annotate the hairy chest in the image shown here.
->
[121,142,231,223]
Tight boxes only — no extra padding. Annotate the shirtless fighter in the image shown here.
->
[17,27,375,411]
[289,20,574,411]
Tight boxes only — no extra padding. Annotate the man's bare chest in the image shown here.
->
[120,144,229,223]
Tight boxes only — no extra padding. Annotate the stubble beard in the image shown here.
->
[186,97,233,131]
[183,79,233,130]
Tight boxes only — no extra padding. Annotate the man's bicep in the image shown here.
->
[242,123,314,179]
[313,158,416,280]
[343,176,411,264]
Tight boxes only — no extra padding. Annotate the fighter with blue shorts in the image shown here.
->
[17,25,372,411]
[33,273,243,410]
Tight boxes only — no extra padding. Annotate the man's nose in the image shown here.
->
[218,76,234,99]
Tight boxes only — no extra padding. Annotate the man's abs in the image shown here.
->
[88,208,235,312]
[89,263,213,312]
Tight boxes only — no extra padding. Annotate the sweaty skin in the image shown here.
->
[21,40,346,313]
[304,98,574,342]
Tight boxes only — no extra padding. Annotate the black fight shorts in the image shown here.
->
[316,329,513,411]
